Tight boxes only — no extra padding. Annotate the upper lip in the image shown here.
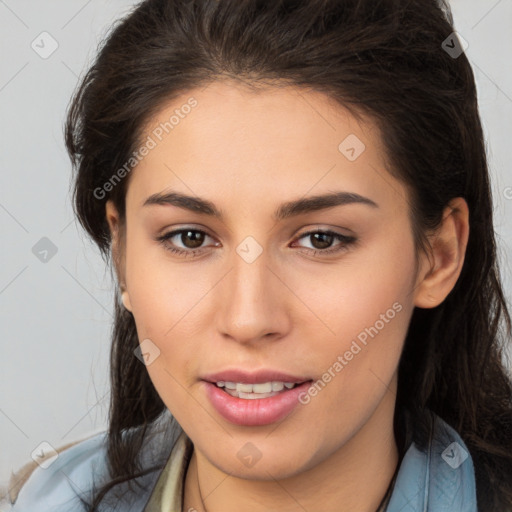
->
[202,369,312,385]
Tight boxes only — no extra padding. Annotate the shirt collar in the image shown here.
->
[144,430,193,511]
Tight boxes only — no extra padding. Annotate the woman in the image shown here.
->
[4,0,512,511]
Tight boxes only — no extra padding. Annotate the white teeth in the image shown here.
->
[215,380,301,395]
[252,382,272,393]
[238,383,254,393]
[272,382,284,392]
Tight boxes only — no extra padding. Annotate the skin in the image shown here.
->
[105,79,469,512]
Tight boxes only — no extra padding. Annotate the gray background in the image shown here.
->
[1,0,511,492]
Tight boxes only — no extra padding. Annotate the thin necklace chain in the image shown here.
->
[375,465,398,512]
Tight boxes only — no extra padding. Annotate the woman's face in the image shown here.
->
[107,79,425,479]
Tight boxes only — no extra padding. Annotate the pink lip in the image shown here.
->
[202,369,310,385]
[203,380,313,426]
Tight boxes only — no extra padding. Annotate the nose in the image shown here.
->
[215,246,292,345]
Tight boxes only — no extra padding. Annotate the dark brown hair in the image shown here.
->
[64,0,512,510]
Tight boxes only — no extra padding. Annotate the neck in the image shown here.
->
[183,389,400,512]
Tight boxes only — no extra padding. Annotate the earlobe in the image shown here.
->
[121,289,132,312]
[413,197,469,309]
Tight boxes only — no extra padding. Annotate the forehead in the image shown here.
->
[126,79,405,214]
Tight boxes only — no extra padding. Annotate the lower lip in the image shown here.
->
[203,380,313,426]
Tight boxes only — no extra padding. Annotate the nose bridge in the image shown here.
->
[216,238,289,341]
[230,245,273,316]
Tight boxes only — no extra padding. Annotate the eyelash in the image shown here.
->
[156,228,357,258]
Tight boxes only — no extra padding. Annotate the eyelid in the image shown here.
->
[292,228,356,252]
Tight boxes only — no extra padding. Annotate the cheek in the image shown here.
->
[124,222,214,334]
[292,229,415,341]
[124,254,206,426]
[289,233,416,399]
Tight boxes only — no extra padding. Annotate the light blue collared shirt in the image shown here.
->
[3,408,478,511]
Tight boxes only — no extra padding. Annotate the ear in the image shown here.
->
[413,197,469,308]
[105,200,132,312]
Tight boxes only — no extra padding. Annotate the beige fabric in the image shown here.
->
[144,431,194,512]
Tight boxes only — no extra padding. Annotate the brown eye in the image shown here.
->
[309,232,334,250]
[294,229,357,256]
[179,230,205,249]
[156,228,216,256]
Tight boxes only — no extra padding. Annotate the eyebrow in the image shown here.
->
[142,190,379,221]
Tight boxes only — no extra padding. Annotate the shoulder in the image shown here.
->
[389,408,478,511]
[2,412,183,512]
[2,431,109,512]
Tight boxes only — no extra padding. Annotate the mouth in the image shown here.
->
[202,379,314,426]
